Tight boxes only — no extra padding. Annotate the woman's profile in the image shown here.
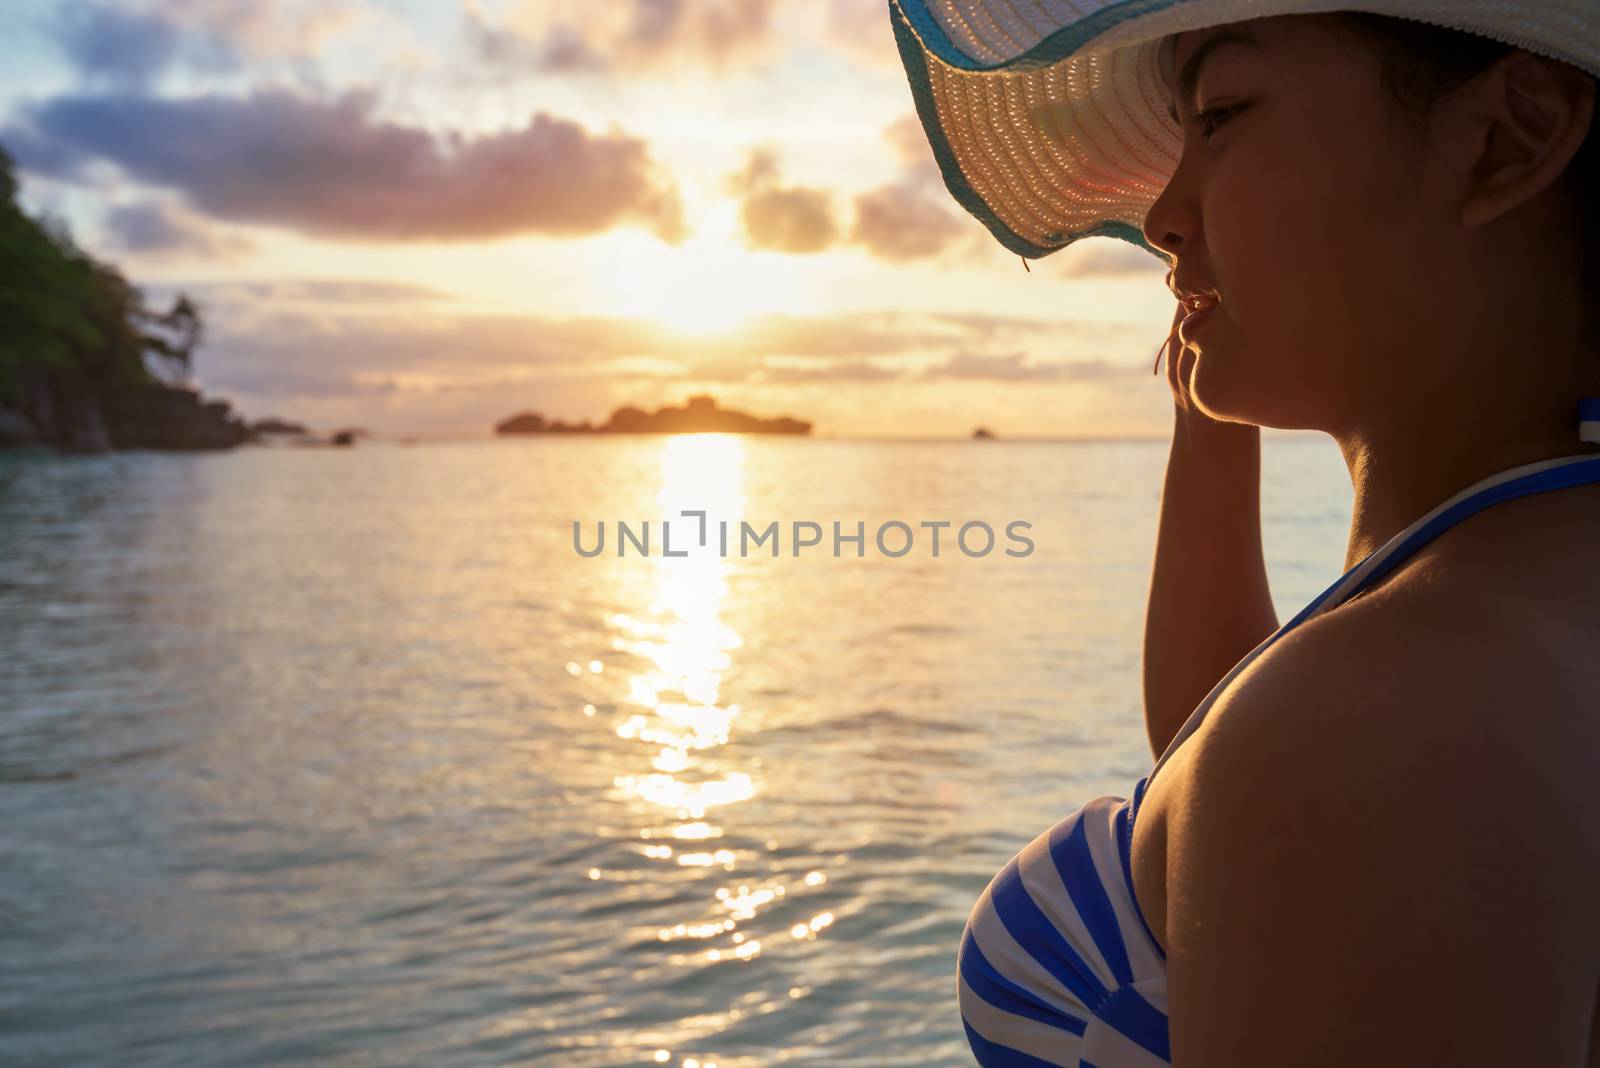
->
[889,1,1600,1063]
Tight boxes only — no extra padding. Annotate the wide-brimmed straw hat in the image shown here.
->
[888,1,1600,266]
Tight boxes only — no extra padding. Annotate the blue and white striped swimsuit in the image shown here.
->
[957,398,1600,1067]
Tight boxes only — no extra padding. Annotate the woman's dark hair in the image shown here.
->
[1328,12,1600,355]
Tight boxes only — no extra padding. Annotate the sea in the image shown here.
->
[0,433,1354,1067]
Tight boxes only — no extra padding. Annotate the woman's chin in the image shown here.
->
[1188,346,1261,425]
[1193,360,1324,433]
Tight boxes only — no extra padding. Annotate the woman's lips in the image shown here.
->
[1178,301,1216,345]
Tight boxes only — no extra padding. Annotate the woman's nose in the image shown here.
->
[1142,174,1196,260]
[1145,187,1196,255]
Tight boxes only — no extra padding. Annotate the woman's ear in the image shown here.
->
[1458,51,1595,229]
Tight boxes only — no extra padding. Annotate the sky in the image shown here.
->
[0,0,1189,439]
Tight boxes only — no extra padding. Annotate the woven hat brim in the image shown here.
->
[890,0,1600,263]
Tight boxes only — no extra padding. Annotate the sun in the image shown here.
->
[612,237,759,335]
[595,203,805,337]
[651,268,757,336]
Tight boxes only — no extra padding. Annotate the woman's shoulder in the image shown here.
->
[1188,567,1600,892]
[1163,571,1600,1057]
[1217,559,1593,755]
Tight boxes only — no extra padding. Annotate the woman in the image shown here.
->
[889,2,1600,1063]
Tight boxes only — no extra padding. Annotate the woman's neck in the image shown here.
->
[1336,383,1600,572]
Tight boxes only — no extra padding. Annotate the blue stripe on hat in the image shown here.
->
[893,0,1181,73]
[888,0,1170,261]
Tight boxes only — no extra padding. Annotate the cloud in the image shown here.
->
[929,310,1135,340]
[719,311,986,358]
[678,355,906,384]
[476,0,781,75]
[884,114,938,174]
[179,279,457,305]
[742,187,838,254]
[102,200,254,258]
[844,115,969,261]
[728,148,838,254]
[181,298,681,432]
[681,309,1140,362]
[761,359,903,383]
[46,0,372,88]
[464,9,599,73]
[159,0,369,64]
[198,305,664,384]
[1056,237,1169,278]
[923,351,1138,382]
[851,181,966,261]
[469,2,899,84]
[820,0,903,71]
[627,0,774,61]
[0,123,91,181]
[50,2,183,88]
[4,88,686,244]
[154,283,1159,433]
[721,122,970,262]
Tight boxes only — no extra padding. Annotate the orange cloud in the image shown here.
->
[728,148,838,254]
[851,182,966,261]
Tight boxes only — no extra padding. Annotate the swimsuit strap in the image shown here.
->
[1581,396,1600,446]
[1143,395,1600,790]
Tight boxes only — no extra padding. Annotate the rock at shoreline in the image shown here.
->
[496,412,548,434]
[0,405,35,447]
[0,365,251,453]
[103,382,252,450]
[250,417,308,436]
[496,393,811,436]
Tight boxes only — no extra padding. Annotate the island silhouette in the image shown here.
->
[495,394,811,436]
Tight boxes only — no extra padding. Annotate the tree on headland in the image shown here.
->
[140,294,203,387]
[0,150,104,403]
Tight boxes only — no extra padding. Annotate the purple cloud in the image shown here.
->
[6,88,686,243]
[50,2,186,88]
[102,200,252,257]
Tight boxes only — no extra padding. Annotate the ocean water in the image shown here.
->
[0,434,1353,1067]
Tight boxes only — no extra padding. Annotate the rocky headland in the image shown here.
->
[0,144,304,455]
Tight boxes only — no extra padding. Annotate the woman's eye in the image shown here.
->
[1183,103,1242,139]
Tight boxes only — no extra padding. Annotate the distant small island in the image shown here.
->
[972,426,996,440]
[496,394,811,436]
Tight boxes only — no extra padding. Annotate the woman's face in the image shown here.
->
[1143,15,1465,431]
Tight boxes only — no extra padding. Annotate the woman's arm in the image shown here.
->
[1142,319,1279,762]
